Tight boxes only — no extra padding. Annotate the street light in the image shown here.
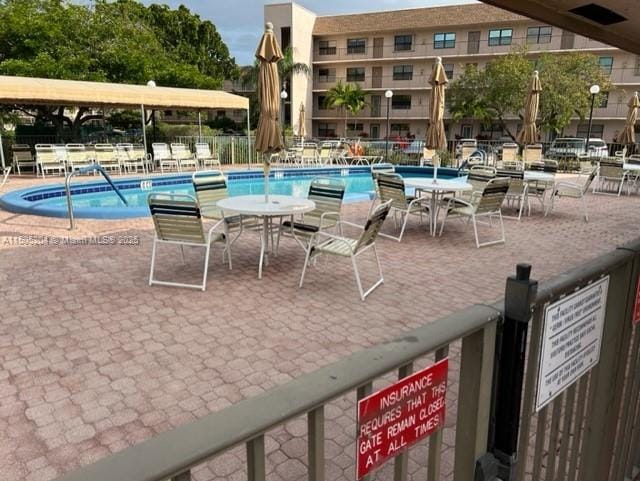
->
[281,83,288,146]
[385,89,393,162]
[586,84,600,152]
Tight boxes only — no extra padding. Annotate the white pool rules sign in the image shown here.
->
[536,276,609,412]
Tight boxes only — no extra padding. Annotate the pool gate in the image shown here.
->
[53,239,640,481]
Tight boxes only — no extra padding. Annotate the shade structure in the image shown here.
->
[517,71,542,145]
[426,57,448,151]
[0,75,248,110]
[618,92,640,145]
[297,103,306,139]
[254,23,284,155]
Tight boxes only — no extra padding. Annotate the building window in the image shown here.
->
[527,26,552,44]
[390,123,410,137]
[461,124,473,138]
[347,122,364,133]
[346,67,365,82]
[318,122,337,137]
[480,123,504,139]
[317,68,336,83]
[393,65,413,81]
[577,123,604,138]
[443,63,454,79]
[598,56,614,74]
[318,95,328,110]
[598,92,609,108]
[488,28,513,46]
[434,32,456,49]
[347,38,366,54]
[392,95,411,110]
[318,40,336,55]
[394,35,413,51]
[280,27,291,50]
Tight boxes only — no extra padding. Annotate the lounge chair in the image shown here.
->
[148,193,229,291]
[115,143,144,174]
[299,200,392,301]
[277,177,346,253]
[35,144,65,178]
[171,143,198,171]
[66,144,93,173]
[11,145,36,175]
[420,148,436,167]
[94,144,121,174]
[301,143,318,165]
[440,177,510,248]
[375,173,430,242]
[195,143,221,169]
[545,168,597,222]
[131,144,151,173]
[523,144,543,165]
[593,159,630,196]
[497,169,529,220]
[153,143,178,172]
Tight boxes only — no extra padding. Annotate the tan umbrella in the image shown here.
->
[426,57,449,152]
[297,103,306,139]
[517,70,542,145]
[254,22,284,201]
[618,92,640,145]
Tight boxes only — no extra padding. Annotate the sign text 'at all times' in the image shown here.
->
[356,358,448,479]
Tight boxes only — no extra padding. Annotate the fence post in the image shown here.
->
[479,264,537,481]
[231,137,236,165]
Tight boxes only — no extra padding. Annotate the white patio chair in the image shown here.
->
[171,143,198,171]
[299,200,392,301]
[35,144,65,178]
[11,145,36,175]
[593,159,630,196]
[66,144,93,173]
[439,177,510,248]
[94,144,121,174]
[195,143,221,169]
[545,167,597,222]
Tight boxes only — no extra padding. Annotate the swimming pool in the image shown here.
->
[0,166,459,219]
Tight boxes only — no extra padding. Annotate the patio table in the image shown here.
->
[524,170,556,209]
[217,195,315,279]
[624,163,640,173]
[403,177,473,236]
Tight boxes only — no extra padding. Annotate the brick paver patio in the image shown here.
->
[1,173,638,481]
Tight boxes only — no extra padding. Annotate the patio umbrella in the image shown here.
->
[517,70,542,145]
[426,57,449,180]
[254,22,284,202]
[297,103,306,140]
[618,92,640,146]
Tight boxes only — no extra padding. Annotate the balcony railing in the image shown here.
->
[313,33,614,62]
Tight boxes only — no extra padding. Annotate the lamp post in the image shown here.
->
[586,84,600,152]
[280,83,288,147]
[385,89,393,162]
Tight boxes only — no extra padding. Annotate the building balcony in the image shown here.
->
[313,34,615,64]
[314,75,437,91]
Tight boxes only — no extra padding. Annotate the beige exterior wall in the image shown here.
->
[267,3,640,142]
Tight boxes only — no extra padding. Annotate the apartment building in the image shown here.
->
[265,2,640,143]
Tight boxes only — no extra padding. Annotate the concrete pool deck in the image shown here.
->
[1,172,639,481]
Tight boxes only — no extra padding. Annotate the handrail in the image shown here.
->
[54,302,502,481]
[65,163,128,230]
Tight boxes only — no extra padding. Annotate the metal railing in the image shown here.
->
[53,238,640,481]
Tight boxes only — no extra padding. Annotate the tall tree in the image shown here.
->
[324,82,367,135]
[240,46,310,90]
[0,0,238,139]
[448,49,612,140]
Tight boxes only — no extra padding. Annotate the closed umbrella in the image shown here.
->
[426,57,448,151]
[618,92,640,146]
[297,103,306,140]
[426,57,449,180]
[517,70,542,146]
[254,22,284,202]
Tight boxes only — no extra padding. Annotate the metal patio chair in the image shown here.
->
[545,167,597,222]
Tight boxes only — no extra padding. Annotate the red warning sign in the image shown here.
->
[356,358,448,479]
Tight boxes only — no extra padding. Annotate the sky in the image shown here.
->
[140,0,477,65]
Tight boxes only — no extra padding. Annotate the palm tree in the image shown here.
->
[324,82,367,136]
[240,46,310,90]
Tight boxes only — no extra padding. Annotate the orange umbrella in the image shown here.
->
[517,71,542,145]
[426,57,449,151]
[618,92,640,145]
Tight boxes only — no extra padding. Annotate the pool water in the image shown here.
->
[46,174,375,209]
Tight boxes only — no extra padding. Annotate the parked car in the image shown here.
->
[547,137,608,160]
